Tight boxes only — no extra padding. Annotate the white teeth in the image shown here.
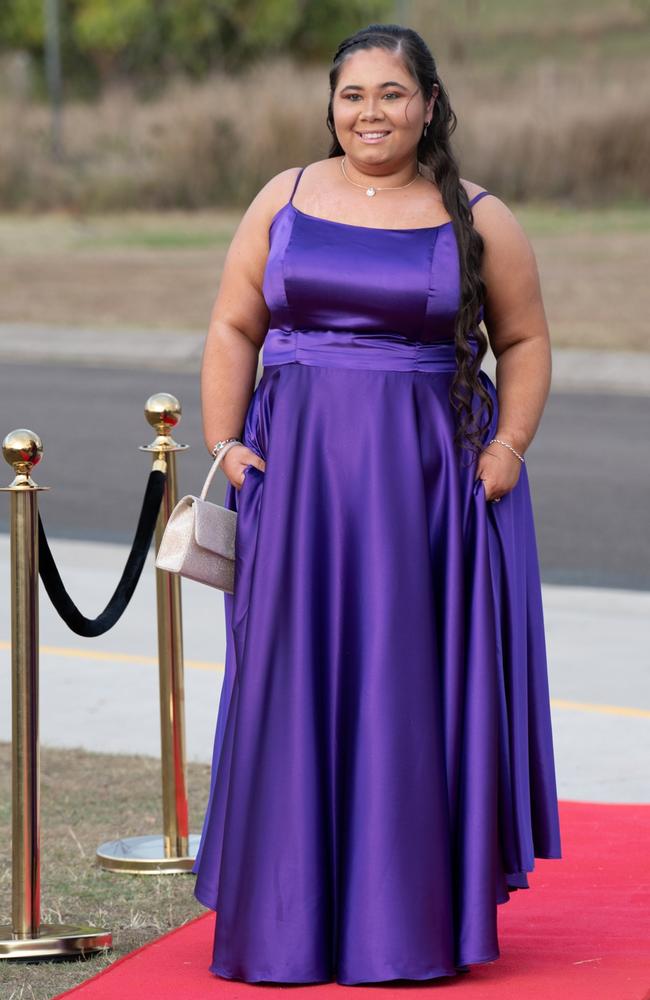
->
[358,131,389,138]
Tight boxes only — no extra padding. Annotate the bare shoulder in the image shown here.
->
[222,166,304,282]
[460,178,489,203]
[215,168,302,304]
[460,179,523,230]
[460,181,534,258]
[460,185,544,342]
[240,166,304,231]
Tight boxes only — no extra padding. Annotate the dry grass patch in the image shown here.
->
[1,45,650,211]
[0,742,212,1000]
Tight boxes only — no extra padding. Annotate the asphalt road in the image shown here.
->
[0,360,648,589]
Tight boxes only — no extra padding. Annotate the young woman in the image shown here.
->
[193,22,562,986]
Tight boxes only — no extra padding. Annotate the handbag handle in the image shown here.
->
[200,439,243,500]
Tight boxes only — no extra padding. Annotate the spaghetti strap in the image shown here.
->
[469,190,491,207]
[289,166,306,206]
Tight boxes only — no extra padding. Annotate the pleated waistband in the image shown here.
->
[262,329,472,373]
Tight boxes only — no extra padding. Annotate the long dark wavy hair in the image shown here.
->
[326,24,494,461]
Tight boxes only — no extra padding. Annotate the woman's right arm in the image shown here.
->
[200,168,300,488]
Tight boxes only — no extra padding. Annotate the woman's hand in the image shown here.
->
[221,444,266,490]
[475,440,522,502]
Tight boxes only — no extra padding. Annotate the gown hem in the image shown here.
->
[209,949,501,986]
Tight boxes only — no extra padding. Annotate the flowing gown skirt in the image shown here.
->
[192,340,562,985]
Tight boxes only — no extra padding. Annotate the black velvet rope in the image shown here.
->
[38,469,166,637]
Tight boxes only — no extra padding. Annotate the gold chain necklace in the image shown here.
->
[340,155,420,198]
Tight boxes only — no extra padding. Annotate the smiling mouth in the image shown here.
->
[355,130,391,140]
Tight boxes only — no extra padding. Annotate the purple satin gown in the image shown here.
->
[192,166,562,985]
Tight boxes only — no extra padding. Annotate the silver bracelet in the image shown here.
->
[489,437,525,463]
[210,437,242,459]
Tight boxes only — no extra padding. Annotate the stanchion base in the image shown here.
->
[96,834,201,874]
[0,924,112,961]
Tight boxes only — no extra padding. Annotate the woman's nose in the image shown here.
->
[360,105,384,120]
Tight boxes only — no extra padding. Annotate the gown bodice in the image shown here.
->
[261,165,491,371]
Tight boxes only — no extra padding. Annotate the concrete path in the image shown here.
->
[1,321,650,394]
[0,534,648,805]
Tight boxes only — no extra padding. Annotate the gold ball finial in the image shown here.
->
[2,428,43,473]
[144,393,182,436]
[140,393,188,459]
[2,429,46,489]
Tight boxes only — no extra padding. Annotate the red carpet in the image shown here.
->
[56,801,650,999]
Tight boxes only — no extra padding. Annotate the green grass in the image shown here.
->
[0,211,241,255]
[76,227,236,251]
[514,201,650,236]
[0,200,648,257]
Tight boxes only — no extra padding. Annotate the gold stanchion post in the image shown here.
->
[96,394,200,873]
[0,430,112,959]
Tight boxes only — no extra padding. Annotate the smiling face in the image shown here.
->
[332,47,437,168]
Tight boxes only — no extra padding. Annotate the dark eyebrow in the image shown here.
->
[339,81,409,93]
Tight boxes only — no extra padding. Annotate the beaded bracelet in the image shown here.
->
[210,436,242,459]
[489,437,525,463]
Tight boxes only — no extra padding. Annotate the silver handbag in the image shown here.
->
[155,440,243,593]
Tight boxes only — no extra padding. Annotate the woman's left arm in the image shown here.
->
[472,195,552,501]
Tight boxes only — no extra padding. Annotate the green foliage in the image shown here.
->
[234,0,304,51]
[164,0,238,74]
[0,0,395,85]
[0,0,43,48]
[73,0,152,52]
[296,0,393,59]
